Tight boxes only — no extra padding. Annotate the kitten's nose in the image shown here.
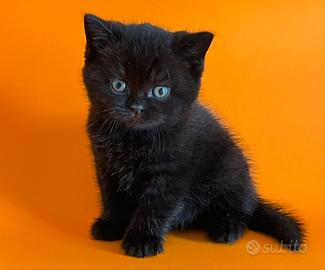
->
[129,104,144,114]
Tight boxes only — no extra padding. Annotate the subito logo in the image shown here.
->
[246,240,261,255]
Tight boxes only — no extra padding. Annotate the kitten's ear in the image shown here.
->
[172,31,214,77]
[84,14,121,59]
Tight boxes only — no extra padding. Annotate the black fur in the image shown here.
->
[82,14,304,258]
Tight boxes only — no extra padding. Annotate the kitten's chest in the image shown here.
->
[112,135,156,165]
[90,124,173,195]
[101,138,157,194]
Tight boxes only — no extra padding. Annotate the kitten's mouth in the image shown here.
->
[126,112,144,127]
[119,111,156,129]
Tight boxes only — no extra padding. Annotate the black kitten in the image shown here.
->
[82,14,304,258]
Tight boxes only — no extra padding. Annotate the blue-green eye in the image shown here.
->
[149,86,171,100]
[110,79,127,94]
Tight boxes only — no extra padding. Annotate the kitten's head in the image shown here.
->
[83,14,213,130]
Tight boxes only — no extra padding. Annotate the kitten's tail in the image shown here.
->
[248,199,305,250]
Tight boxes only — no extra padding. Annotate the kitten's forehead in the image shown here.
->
[118,24,172,91]
[124,23,172,48]
[124,58,170,94]
[123,24,172,62]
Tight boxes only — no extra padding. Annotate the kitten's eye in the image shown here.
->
[149,86,171,100]
[110,79,127,94]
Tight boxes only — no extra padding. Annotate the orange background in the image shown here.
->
[0,0,324,269]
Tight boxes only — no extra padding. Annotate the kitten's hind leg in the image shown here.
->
[205,211,246,244]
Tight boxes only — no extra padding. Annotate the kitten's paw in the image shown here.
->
[208,221,244,244]
[122,232,164,258]
[91,218,124,241]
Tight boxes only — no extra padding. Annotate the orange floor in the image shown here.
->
[1,0,325,269]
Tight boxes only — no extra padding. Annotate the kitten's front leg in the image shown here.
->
[122,176,184,258]
[91,174,135,241]
[89,134,136,241]
[91,192,134,241]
